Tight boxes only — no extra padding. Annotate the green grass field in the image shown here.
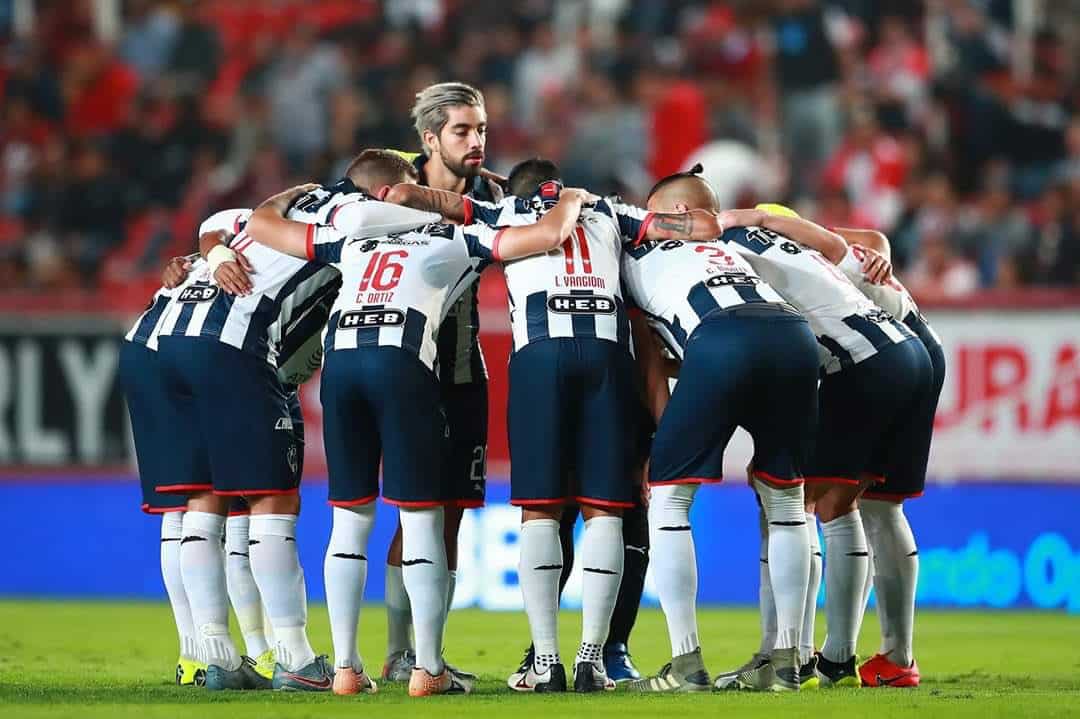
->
[1,601,1078,718]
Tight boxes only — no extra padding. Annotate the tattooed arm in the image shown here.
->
[384,183,473,223]
[643,209,724,242]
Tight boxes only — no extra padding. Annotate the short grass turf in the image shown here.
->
[1,602,1078,718]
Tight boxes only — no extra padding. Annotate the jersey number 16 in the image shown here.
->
[358,250,408,291]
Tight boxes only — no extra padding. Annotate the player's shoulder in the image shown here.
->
[199,208,252,237]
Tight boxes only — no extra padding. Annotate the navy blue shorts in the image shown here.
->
[649,305,820,487]
[864,314,946,501]
[322,346,448,507]
[806,336,935,488]
[441,380,487,508]
[118,341,189,514]
[154,338,303,497]
[507,338,637,508]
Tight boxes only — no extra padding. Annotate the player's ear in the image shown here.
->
[422,129,439,156]
[375,184,391,200]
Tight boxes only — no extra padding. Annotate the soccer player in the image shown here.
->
[829,226,944,687]
[119,255,205,686]
[474,159,723,693]
[619,169,821,693]
[148,197,345,691]
[714,205,934,688]
[379,82,501,685]
[247,153,596,696]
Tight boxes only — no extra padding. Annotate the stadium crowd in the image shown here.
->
[0,0,1078,302]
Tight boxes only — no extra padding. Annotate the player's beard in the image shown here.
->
[444,151,483,181]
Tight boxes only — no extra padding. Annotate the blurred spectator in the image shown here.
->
[769,0,846,196]
[164,1,221,96]
[0,0,1077,301]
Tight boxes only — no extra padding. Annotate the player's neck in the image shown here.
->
[424,157,470,196]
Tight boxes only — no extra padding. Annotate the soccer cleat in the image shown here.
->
[332,666,378,695]
[176,656,207,687]
[252,649,276,680]
[712,651,769,690]
[814,652,860,687]
[508,661,567,692]
[273,655,334,692]
[799,655,821,690]
[859,653,920,688]
[725,647,799,692]
[381,649,416,682]
[573,661,616,693]
[205,656,273,691]
[408,666,473,696]
[445,661,478,683]
[603,642,641,682]
[628,648,711,693]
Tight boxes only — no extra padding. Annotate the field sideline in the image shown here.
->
[1,601,1078,718]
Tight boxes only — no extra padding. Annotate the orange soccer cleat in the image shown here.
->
[408,666,473,696]
[859,653,920,688]
[332,666,378,695]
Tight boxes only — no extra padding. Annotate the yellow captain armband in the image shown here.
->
[386,149,421,163]
[755,203,801,219]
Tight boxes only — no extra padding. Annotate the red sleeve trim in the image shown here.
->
[305,224,316,261]
[492,228,507,262]
[634,212,656,246]
[463,197,474,226]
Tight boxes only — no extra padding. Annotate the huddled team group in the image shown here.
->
[119,82,943,697]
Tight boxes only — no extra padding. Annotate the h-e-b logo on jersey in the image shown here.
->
[178,285,219,303]
[547,295,616,315]
[339,308,406,328]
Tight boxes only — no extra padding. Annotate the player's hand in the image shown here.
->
[161,256,192,289]
[857,245,892,285]
[561,188,601,205]
[716,208,766,230]
[214,258,253,296]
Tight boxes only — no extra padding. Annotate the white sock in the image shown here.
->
[861,500,918,667]
[648,484,700,657]
[576,516,623,668]
[754,478,809,651]
[802,512,822,665]
[446,569,457,614]
[519,518,562,670]
[324,504,376,671]
[756,508,777,655]
[385,564,413,657]
[161,512,199,662]
[821,510,869,663]
[180,511,240,670]
[400,507,448,675]
[249,514,316,672]
[224,515,270,659]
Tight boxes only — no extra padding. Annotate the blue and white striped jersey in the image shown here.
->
[470,195,646,354]
[620,236,791,360]
[724,226,915,374]
[123,206,248,350]
[155,209,344,376]
[309,221,498,375]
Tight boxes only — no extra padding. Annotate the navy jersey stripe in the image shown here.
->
[401,308,426,356]
[525,291,548,344]
[570,289,597,338]
[171,291,203,335]
[324,311,340,352]
[241,295,277,357]
[615,295,630,347]
[278,292,335,367]
[817,334,855,371]
[687,282,720,321]
[130,295,170,345]
[842,313,892,350]
[200,292,236,339]
[467,284,485,380]
[733,283,766,304]
[643,308,688,354]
